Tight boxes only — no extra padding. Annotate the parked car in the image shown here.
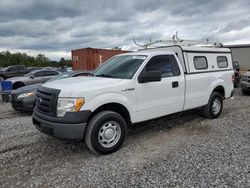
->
[33,46,234,155]
[0,65,29,81]
[7,69,60,90]
[27,67,42,72]
[240,70,250,95]
[233,61,240,88]
[11,71,92,112]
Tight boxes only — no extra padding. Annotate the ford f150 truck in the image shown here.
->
[33,46,234,155]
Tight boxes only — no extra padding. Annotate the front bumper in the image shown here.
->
[11,96,35,112]
[33,108,91,141]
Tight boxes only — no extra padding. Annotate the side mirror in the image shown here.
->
[30,75,35,79]
[138,70,162,83]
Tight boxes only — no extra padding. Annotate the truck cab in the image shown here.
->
[33,46,234,155]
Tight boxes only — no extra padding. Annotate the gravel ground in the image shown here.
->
[0,89,250,187]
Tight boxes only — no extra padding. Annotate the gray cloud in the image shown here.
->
[0,0,80,21]
[219,18,250,33]
[0,0,250,60]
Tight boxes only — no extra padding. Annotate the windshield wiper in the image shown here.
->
[95,74,114,78]
[84,72,94,76]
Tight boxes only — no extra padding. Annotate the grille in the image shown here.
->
[35,86,60,116]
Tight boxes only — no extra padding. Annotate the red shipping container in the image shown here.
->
[71,48,130,71]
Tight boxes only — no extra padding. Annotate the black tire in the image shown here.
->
[2,94,6,102]
[12,82,25,90]
[202,92,223,119]
[85,111,127,155]
[5,94,10,103]
[242,89,250,95]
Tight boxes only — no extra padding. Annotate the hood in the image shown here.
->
[7,76,29,82]
[43,76,122,97]
[12,83,41,95]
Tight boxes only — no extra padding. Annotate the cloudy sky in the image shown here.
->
[0,0,250,60]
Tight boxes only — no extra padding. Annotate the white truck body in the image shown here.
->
[33,45,234,154]
[44,46,234,123]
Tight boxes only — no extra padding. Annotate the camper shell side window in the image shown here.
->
[217,56,228,68]
[193,56,208,70]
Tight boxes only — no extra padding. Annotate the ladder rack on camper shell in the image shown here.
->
[137,44,231,74]
[133,32,223,49]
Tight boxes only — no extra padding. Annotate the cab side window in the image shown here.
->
[144,55,180,78]
[16,65,25,70]
[9,66,16,71]
[34,71,45,77]
[44,71,59,76]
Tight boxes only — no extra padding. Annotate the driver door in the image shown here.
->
[135,55,185,122]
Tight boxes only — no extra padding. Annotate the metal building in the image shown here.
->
[71,48,130,71]
[225,44,250,72]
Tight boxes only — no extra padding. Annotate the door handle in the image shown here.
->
[172,81,179,88]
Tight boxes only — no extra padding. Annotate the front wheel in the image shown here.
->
[203,92,223,119]
[12,82,25,90]
[85,111,127,155]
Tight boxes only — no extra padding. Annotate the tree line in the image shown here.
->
[0,51,71,68]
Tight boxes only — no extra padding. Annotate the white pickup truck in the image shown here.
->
[33,45,234,155]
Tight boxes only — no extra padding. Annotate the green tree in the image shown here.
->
[0,50,71,68]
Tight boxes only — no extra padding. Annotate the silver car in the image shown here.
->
[8,69,60,90]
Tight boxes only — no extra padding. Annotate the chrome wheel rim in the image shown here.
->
[212,98,221,114]
[98,121,121,148]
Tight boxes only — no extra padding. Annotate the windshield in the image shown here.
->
[93,55,147,79]
[2,66,10,71]
[46,72,72,83]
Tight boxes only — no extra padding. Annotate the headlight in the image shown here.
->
[17,92,35,99]
[57,97,85,117]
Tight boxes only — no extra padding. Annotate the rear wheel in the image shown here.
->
[203,92,223,119]
[85,111,127,155]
